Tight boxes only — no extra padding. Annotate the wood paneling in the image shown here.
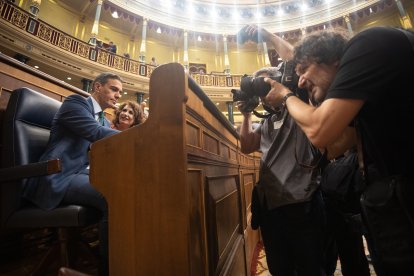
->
[90,63,260,275]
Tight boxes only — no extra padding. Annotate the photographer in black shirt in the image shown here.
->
[263,26,414,276]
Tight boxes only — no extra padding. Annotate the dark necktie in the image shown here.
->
[98,111,105,126]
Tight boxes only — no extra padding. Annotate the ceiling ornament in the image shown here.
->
[103,0,396,42]
[109,0,384,34]
[103,2,142,24]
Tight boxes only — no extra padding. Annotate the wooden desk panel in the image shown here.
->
[90,63,260,275]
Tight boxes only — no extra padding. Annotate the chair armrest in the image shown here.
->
[0,159,61,183]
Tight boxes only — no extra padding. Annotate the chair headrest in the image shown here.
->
[9,87,61,129]
[2,87,62,168]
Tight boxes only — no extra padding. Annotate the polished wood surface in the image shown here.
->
[89,63,260,275]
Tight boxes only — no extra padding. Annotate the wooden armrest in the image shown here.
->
[0,159,61,183]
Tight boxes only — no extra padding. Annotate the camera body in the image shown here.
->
[231,60,299,113]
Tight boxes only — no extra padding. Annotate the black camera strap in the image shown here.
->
[253,104,280,119]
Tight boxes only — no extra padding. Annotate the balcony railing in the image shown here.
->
[0,1,243,88]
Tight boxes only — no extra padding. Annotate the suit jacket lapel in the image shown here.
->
[86,97,95,116]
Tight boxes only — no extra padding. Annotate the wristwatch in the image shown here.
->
[282,92,295,106]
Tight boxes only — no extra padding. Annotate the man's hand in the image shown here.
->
[235,96,260,113]
[236,101,252,117]
[263,78,292,107]
[244,24,274,43]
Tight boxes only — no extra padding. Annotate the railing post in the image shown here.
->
[226,101,234,125]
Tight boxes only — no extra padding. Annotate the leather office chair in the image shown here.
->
[0,87,100,275]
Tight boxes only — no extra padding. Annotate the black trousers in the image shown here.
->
[260,192,326,276]
[324,196,370,276]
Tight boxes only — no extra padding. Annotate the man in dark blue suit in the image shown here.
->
[24,72,123,275]
[107,41,117,54]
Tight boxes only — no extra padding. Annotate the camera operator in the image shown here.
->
[237,25,327,276]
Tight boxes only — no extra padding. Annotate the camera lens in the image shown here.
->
[252,77,271,97]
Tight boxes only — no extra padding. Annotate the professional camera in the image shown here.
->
[231,60,299,113]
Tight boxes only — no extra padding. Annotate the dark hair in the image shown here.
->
[112,100,145,127]
[91,72,122,92]
[293,29,350,66]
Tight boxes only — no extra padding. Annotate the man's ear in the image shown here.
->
[93,82,101,93]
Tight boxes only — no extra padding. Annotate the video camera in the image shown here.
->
[231,60,299,113]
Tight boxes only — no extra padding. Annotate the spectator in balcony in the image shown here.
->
[150,57,158,66]
[96,40,103,48]
[123,53,130,59]
[111,101,145,131]
[107,41,117,54]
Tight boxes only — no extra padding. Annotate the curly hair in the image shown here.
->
[293,29,350,66]
[112,100,145,127]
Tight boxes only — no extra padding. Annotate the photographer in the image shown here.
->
[263,26,414,276]
[237,26,326,275]
[240,66,325,276]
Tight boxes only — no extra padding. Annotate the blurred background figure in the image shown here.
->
[107,41,117,54]
[150,57,158,66]
[140,101,149,120]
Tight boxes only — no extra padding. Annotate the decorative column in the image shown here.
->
[136,92,145,104]
[226,101,234,125]
[139,18,148,63]
[395,0,413,29]
[223,35,230,74]
[89,0,103,46]
[343,15,353,35]
[29,0,41,17]
[262,42,271,67]
[81,78,92,93]
[183,31,189,70]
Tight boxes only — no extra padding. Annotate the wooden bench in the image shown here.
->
[90,63,261,275]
